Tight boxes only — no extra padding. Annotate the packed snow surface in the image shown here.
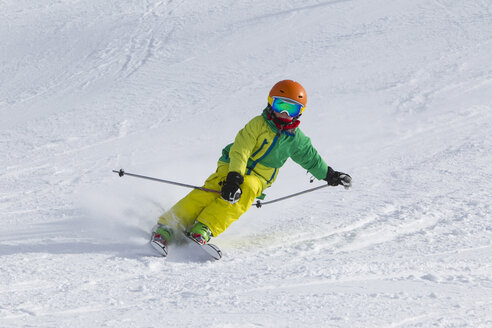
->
[1,0,491,327]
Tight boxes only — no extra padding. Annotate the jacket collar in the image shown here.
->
[261,107,299,136]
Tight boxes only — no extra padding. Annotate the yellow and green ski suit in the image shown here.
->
[158,109,328,237]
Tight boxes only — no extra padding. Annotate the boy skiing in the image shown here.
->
[150,80,351,256]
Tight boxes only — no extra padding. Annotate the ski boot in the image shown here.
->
[150,224,174,257]
[188,221,212,245]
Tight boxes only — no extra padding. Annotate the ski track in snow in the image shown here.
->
[1,0,492,327]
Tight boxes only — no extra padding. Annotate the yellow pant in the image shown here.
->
[158,163,263,237]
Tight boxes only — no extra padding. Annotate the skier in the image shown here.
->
[150,80,352,256]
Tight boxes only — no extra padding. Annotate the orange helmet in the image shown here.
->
[268,80,307,110]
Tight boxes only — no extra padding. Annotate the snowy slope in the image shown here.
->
[1,0,491,327]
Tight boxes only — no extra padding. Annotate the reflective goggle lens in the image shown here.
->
[271,97,304,117]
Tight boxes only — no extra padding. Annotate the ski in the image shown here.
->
[185,233,222,260]
[150,238,168,257]
[149,229,222,260]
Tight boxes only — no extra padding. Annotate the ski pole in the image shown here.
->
[113,169,332,208]
[112,169,221,194]
[253,184,330,208]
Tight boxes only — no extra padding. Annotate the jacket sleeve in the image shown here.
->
[228,117,260,175]
[290,130,328,180]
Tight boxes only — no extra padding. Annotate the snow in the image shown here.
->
[1,0,491,327]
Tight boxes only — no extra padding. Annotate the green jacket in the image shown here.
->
[218,108,328,190]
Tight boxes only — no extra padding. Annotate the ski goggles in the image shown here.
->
[270,96,305,117]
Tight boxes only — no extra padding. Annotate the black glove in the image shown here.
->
[324,167,352,189]
[221,172,244,204]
